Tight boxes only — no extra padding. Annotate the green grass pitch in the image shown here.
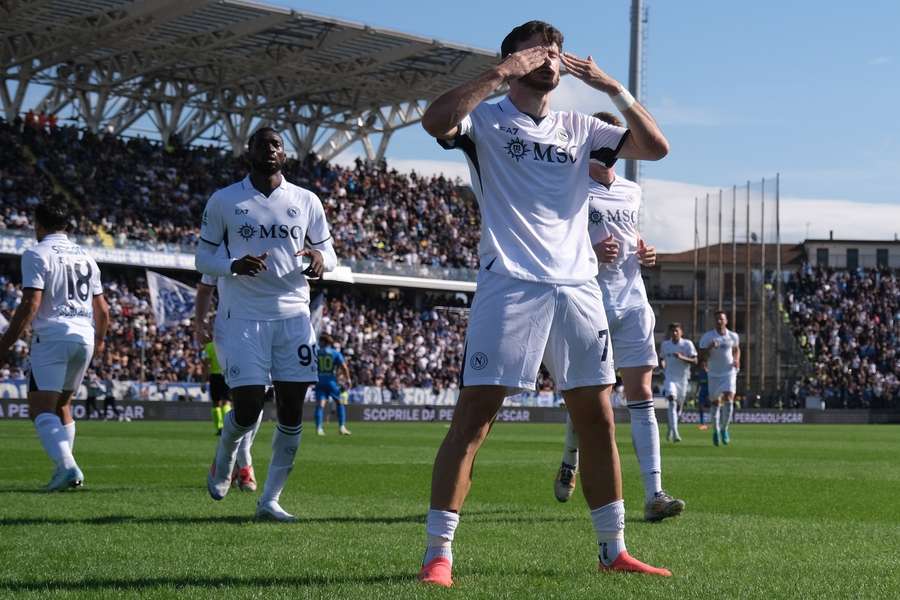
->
[1,420,898,599]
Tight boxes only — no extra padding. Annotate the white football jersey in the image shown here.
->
[198,176,333,320]
[20,233,102,344]
[440,96,629,284]
[660,338,697,382]
[587,176,647,312]
[699,329,740,377]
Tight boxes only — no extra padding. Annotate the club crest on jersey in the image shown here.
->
[287,206,298,219]
[505,136,530,162]
[229,365,240,378]
[470,352,489,370]
[556,129,570,143]
[237,222,257,241]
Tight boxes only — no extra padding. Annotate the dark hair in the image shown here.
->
[248,126,280,149]
[714,310,728,319]
[501,21,563,58]
[593,111,623,128]
[319,333,333,346]
[668,322,683,331]
[34,200,69,232]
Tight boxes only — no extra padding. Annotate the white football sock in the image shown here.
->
[713,404,722,432]
[64,421,76,452]
[34,413,76,469]
[562,414,579,470]
[591,500,627,566]
[722,401,734,431]
[627,401,662,501]
[215,410,252,478]
[424,509,459,565]
[666,400,678,438]
[260,422,302,504]
[236,410,263,469]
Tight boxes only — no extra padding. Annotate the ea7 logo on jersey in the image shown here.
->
[235,208,249,215]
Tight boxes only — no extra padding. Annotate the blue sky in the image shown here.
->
[272,0,899,197]
[265,0,900,249]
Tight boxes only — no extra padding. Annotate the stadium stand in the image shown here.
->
[0,267,473,391]
[786,264,900,408]
[0,117,481,269]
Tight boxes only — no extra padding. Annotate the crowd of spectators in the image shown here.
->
[1,272,474,392]
[0,116,481,269]
[787,265,900,408]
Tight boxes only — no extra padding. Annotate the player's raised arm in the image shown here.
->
[421,46,550,139]
[561,52,668,161]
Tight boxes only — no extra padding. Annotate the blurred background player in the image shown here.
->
[418,21,671,586]
[196,127,336,522]
[195,273,261,492]
[696,358,710,430]
[699,311,741,446]
[659,322,697,442]
[315,333,352,436]
[553,111,685,524]
[0,200,109,490]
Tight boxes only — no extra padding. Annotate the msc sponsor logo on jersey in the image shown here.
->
[236,222,305,241]
[504,136,578,164]
[588,207,638,225]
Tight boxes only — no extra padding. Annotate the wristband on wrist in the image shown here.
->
[611,88,636,112]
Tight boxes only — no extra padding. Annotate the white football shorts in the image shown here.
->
[607,303,658,369]
[663,379,689,403]
[219,314,317,387]
[461,270,615,392]
[29,339,93,393]
[708,371,738,400]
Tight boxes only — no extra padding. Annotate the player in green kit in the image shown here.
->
[202,340,231,435]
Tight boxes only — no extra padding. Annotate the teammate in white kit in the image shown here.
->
[552,111,685,523]
[417,21,671,587]
[0,201,109,490]
[194,270,262,492]
[659,323,697,443]
[699,311,741,446]
[196,127,337,521]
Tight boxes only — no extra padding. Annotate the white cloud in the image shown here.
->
[869,56,892,65]
[641,178,900,252]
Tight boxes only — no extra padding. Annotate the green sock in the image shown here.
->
[212,406,223,430]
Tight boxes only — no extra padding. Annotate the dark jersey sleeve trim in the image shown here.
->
[589,129,631,168]
[305,235,333,246]
[22,286,43,291]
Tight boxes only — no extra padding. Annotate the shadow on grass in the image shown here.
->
[0,573,412,593]
[0,508,591,528]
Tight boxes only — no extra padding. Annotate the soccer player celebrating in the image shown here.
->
[418,21,671,586]
[314,333,352,436]
[552,111,684,523]
[0,201,109,490]
[196,127,336,521]
[195,274,261,492]
[659,322,697,443]
[699,311,741,445]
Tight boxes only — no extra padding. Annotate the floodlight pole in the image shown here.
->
[625,0,643,184]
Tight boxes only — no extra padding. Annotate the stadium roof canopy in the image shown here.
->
[0,0,502,158]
